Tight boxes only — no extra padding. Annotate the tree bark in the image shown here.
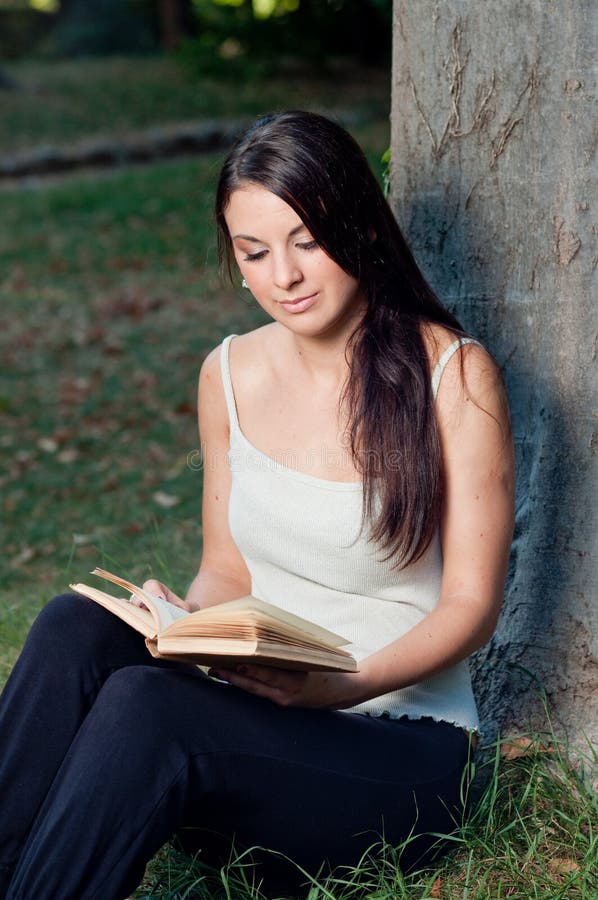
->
[160,0,182,50]
[391,1,597,748]
[158,0,190,51]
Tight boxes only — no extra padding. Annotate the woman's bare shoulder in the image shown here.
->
[198,323,283,422]
[228,322,280,366]
[197,326,277,442]
[420,321,457,359]
[419,321,506,425]
[227,323,289,398]
[421,321,497,380]
[420,320,477,361]
[200,323,278,377]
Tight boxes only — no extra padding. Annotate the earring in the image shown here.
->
[242,278,249,289]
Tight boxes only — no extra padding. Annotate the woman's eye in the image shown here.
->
[297,240,318,251]
[244,249,267,262]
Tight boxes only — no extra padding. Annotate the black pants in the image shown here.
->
[0,594,472,900]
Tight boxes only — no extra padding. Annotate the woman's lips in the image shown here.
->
[277,293,318,313]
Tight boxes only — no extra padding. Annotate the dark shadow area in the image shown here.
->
[396,185,579,738]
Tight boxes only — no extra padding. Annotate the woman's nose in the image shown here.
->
[272,253,302,290]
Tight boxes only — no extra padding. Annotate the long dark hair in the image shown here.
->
[215,110,466,567]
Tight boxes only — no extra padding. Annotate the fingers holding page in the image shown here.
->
[128,593,148,610]
[142,579,187,610]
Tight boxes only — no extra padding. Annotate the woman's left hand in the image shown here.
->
[206,664,368,709]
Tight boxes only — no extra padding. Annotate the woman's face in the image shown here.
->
[224,183,366,338]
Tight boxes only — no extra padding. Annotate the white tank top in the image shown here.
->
[220,334,480,730]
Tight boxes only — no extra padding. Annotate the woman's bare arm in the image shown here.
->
[185,345,252,610]
[144,345,252,612]
[353,342,515,695]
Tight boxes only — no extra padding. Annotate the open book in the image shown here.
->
[69,568,358,673]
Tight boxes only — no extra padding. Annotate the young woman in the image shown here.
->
[0,111,514,899]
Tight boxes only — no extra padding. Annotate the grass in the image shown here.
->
[0,155,268,681]
[0,55,390,156]
[133,732,597,899]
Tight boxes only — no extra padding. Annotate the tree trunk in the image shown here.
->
[391,1,597,748]
[158,0,186,51]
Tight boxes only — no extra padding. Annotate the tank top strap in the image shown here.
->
[219,334,240,432]
[431,337,479,399]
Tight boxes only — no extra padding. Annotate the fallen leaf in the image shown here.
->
[72,532,99,546]
[102,335,124,354]
[58,448,79,464]
[76,545,97,558]
[125,522,143,535]
[38,437,58,453]
[60,378,91,406]
[548,857,580,876]
[153,490,180,508]
[148,441,169,463]
[11,546,36,567]
[175,401,195,416]
[430,875,442,897]
[500,736,554,759]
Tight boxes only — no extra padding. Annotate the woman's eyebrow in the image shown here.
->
[231,224,307,242]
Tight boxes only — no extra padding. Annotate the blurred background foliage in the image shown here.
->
[0,0,391,680]
[0,0,392,68]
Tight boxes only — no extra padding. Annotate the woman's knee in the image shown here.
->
[92,666,195,749]
[27,593,129,656]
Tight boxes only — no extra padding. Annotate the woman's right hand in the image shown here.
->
[142,579,188,611]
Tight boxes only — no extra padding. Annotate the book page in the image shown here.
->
[90,568,188,632]
[166,595,348,648]
[154,635,357,672]
[69,584,159,639]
